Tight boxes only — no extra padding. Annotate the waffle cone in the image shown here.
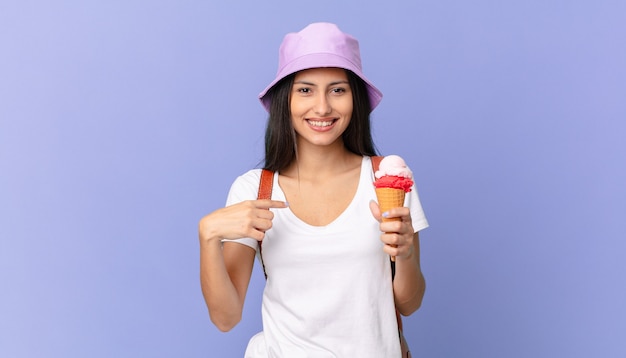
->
[375,187,406,222]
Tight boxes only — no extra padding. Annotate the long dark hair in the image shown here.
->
[263,69,378,172]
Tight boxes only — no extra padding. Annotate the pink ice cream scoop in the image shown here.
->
[374,155,414,192]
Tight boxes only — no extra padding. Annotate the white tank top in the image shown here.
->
[225,156,428,357]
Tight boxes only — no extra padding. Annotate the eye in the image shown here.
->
[297,87,311,94]
[331,87,347,94]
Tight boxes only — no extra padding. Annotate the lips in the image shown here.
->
[307,119,336,127]
[308,120,335,127]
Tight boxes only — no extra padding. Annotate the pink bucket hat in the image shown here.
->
[259,22,383,112]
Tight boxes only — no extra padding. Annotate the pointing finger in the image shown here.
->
[256,200,289,210]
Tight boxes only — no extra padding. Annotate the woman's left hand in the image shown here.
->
[369,200,415,260]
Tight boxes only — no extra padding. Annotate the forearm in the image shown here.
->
[198,201,280,331]
[199,239,244,332]
[392,233,425,315]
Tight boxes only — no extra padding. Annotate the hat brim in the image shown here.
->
[258,53,383,113]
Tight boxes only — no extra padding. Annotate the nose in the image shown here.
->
[313,93,332,115]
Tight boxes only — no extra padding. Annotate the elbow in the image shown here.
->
[209,311,242,332]
[397,278,426,316]
[214,322,237,333]
[399,295,423,316]
[397,297,421,317]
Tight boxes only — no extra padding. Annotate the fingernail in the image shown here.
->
[382,211,389,218]
[284,201,289,207]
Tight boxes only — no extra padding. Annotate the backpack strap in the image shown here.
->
[258,169,274,201]
[371,155,383,173]
[257,169,274,279]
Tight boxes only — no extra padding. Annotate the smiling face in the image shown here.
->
[290,67,353,149]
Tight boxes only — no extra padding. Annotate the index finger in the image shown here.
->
[255,199,289,210]
[382,207,410,221]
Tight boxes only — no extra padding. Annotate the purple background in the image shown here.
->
[1,1,625,357]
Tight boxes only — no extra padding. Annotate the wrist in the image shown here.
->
[199,231,223,251]
[396,245,416,262]
[198,214,223,245]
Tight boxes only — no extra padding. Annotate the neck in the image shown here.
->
[283,140,361,179]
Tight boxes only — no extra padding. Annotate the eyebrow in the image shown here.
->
[293,80,350,86]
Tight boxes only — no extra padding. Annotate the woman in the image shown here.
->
[199,22,428,357]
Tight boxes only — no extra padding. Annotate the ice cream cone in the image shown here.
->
[375,187,406,262]
[375,188,406,222]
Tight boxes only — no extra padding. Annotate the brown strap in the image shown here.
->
[257,169,274,279]
[396,308,404,330]
[258,169,274,200]
[371,155,383,173]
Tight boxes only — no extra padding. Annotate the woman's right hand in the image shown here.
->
[198,200,288,245]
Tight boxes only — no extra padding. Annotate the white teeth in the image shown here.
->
[308,120,334,127]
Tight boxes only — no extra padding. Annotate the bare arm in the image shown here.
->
[198,199,287,331]
[391,232,425,315]
[199,240,255,332]
[369,201,426,316]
